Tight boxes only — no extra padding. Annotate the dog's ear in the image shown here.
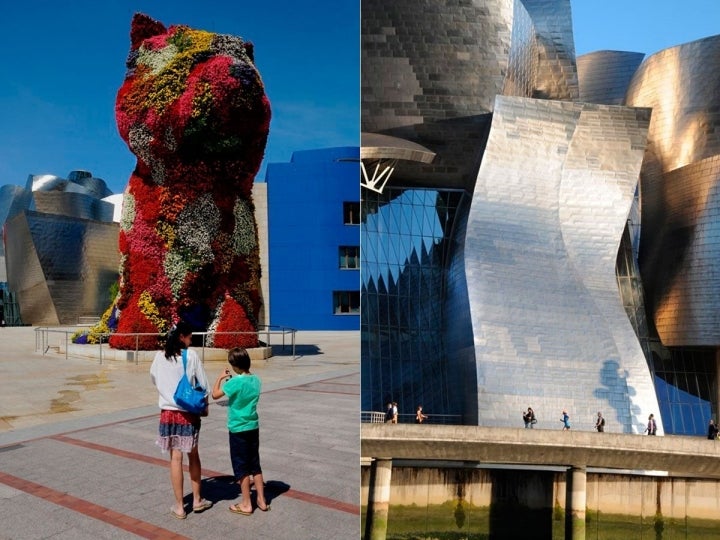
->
[130,13,166,51]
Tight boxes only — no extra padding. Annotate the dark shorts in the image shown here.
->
[229,428,262,480]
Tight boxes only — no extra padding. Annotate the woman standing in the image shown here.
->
[150,321,213,519]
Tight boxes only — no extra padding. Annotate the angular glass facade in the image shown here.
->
[361,188,466,420]
[653,348,717,435]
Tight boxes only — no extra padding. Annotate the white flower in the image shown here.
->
[120,194,135,232]
[232,198,257,255]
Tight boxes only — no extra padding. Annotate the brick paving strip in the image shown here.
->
[52,434,360,515]
[0,470,191,540]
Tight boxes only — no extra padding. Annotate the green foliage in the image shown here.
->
[108,281,119,304]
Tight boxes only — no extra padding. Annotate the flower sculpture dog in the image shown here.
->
[111,13,270,349]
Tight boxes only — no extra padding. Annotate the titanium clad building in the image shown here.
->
[362,0,720,435]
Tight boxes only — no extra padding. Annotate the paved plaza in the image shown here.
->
[0,327,360,539]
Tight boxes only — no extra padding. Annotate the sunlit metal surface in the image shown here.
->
[5,211,120,325]
[1,170,118,324]
[32,192,115,222]
[459,96,659,433]
[361,0,578,191]
[625,35,720,346]
[577,50,645,105]
[360,133,436,193]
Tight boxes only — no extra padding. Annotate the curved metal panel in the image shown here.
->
[577,50,645,105]
[514,0,578,100]
[362,0,579,192]
[70,175,113,199]
[463,95,658,433]
[32,192,115,222]
[642,156,720,346]
[29,174,67,192]
[626,36,720,173]
[5,211,120,325]
[626,35,720,346]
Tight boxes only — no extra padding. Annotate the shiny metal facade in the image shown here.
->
[360,0,677,432]
[577,50,645,105]
[461,96,659,432]
[1,171,118,325]
[5,211,119,325]
[625,36,720,347]
[361,0,578,190]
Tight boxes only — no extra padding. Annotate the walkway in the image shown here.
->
[0,328,360,539]
[361,423,720,477]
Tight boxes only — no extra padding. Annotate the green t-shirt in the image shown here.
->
[223,373,261,433]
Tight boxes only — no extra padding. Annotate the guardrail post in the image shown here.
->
[364,457,393,540]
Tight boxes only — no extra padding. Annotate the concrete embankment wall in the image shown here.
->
[362,465,720,520]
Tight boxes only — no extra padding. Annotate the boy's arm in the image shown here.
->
[211,370,230,400]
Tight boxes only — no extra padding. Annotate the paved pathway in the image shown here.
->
[0,328,360,539]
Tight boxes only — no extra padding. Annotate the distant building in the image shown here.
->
[267,147,360,330]
[1,171,119,325]
[0,150,361,331]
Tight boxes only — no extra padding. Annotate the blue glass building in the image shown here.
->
[266,147,360,330]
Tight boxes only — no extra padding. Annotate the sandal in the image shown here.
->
[170,508,187,520]
[229,503,252,516]
[193,499,213,513]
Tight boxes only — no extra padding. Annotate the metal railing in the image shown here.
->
[361,411,464,425]
[35,325,297,364]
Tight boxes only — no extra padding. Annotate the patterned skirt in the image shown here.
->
[157,409,201,453]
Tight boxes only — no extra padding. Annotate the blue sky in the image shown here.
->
[572,1,720,56]
[1,2,717,195]
[0,0,359,194]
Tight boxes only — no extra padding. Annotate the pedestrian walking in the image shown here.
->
[561,409,571,431]
[523,407,537,428]
[708,419,719,440]
[595,411,605,432]
[645,413,657,435]
[415,405,428,424]
[392,401,398,424]
[384,402,393,423]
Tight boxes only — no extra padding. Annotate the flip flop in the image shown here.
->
[193,499,213,513]
[171,508,187,520]
[229,504,252,516]
[257,504,271,512]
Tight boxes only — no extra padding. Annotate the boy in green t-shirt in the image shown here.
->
[212,347,269,515]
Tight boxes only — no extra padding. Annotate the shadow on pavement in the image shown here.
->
[193,475,240,506]
[193,476,290,508]
[272,344,322,357]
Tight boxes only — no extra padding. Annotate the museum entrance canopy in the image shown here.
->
[361,132,435,193]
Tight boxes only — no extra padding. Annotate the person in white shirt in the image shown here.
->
[150,321,212,519]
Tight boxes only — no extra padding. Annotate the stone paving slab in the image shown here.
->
[0,328,360,539]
